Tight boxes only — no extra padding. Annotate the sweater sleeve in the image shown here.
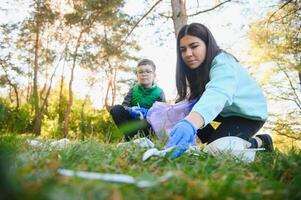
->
[191,56,238,127]
[122,88,133,108]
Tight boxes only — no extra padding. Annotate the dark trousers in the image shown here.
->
[197,115,265,144]
[110,105,151,141]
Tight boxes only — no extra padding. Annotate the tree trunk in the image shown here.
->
[12,84,19,110]
[171,0,187,38]
[33,0,41,136]
[111,67,117,107]
[62,66,74,138]
[26,65,32,103]
[39,54,62,126]
[104,76,112,111]
[40,64,48,111]
[58,70,64,135]
[104,58,116,111]
[299,72,301,92]
[62,10,101,137]
[80,96,88,141]
[58,42,69,136]
[62,31,84,137]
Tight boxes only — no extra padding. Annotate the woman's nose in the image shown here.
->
[184,48,192,57]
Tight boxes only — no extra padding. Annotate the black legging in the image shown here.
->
[110,105,151,141]
[197,115,265,144]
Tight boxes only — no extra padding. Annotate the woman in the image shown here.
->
[166,23,273,158]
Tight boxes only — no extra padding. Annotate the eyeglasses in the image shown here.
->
[137,70,153,75]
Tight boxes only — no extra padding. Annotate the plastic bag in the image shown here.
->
[146,99,197,140]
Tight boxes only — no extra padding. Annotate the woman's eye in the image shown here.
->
[191,45,198,49]
[180,48,186,52]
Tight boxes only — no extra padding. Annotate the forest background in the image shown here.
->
[0,1,301,199]
[0,0,300,146]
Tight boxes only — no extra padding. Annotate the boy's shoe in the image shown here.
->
[257,134,274,152]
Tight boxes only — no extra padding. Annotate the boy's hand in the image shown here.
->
[128,107,149,119]
[166,119,197,159]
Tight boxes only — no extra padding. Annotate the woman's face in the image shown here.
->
[179,35,207,70]
[136,64,155,88]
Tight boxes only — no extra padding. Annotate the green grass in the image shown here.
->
[1,135,301,200]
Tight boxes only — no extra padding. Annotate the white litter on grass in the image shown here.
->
[27,138,70,149]
[142,145,203,161]
[50,138,70,149]
[117,137,155,148]
[142,147,175,161]
[203,136,265,163]
[27,139,45,148]
[141,136,264,163]
[57,169,173,188]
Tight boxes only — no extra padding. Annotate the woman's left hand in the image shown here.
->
[166,119,197,159]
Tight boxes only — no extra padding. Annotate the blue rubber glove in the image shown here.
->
[128,107,149,119]
[138,107,148,119]
[166,119,197,159]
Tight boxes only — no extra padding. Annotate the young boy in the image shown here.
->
[110,59,166,141]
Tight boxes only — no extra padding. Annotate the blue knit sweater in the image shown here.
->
[191,52,268,127]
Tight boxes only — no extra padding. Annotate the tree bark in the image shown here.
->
[171,0,187,38]
[26,65,32,103]
[104,73,112,111]
[62,10,102,137]
[111,67,117,107]
[58,68,64,135]
[103,58,117,111]
[62,31,84,137]
[298,72,301,92]
[33,0,42,136]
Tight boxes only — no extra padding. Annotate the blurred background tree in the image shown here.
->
[248,0,300,144]
[0,0,139,141]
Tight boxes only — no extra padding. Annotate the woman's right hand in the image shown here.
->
[166,119,197,159]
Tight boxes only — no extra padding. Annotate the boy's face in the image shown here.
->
[136,64,155,88]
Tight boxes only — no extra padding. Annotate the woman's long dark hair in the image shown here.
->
[175,23,222,102]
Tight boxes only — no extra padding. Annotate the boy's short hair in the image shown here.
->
[137,59,156,72]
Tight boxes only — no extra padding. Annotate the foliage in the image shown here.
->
[1,135,301,200]
[60,101,121,142]
[248,0,300,87]
[248,1,300,71]
[0,91,121,142]
[1,0,141,136]
[33,86,121,142]
[0,99,10,131]
[0,98,34,133]
[248,0,301,137]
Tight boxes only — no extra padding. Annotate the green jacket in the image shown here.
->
[122,83,166,109]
